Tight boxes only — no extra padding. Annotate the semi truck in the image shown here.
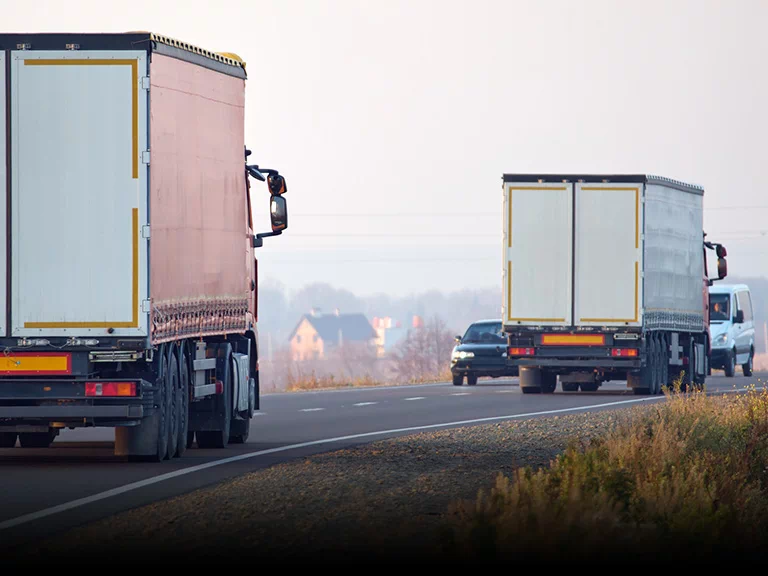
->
[0,32,288,460]
[501,174,728,395]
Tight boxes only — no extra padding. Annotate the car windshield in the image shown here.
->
[462,322,506,343]
[709,293,730,322]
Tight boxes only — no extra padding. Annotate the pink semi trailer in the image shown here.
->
[0,32,288,460]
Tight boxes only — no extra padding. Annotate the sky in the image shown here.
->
[5,0,768,298]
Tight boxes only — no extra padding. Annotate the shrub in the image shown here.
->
[443,381,768,563]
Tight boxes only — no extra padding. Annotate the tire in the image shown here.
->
[452,373,463,386]
[467,373,478,386]
[541,371,556,394]
[519,367,541,394]
[166,346,180,460]
[230,367,253,444]
[580,382,598,392]
[18,429,57,448]
[176,344,190,458]
[724,348,736,377]
[660,333,669,392]
[0,432,17,448]
[629,335,654,395]
[153,347,172,461]
[562,382,579,392]
[197,344,232,449]
[743,347,754,377]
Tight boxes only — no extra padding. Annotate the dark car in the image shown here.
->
[450,319,517,386]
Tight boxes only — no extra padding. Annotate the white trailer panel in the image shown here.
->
[642,182,705,332]
[10,51,148,338]
[574,183,642,327]
[0,51,6,337]
[503,183,573,327]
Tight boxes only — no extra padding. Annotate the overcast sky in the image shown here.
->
[6,0,768,297]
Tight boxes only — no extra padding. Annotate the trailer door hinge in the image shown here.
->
[141,299,152,314]
[141,225,150,239]
[142,151,150,165]
[140,76,150,90]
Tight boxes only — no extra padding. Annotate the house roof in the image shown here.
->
[289,313,377,345]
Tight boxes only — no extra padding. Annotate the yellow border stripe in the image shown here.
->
[22,58,141,329]
[24,59,138,179]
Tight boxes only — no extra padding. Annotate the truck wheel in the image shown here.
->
[197,344,233,449]
[18,428,57,448]
[452,373,463,386]
[580,382,598,392]
[743,347,754,377]
[653,336,664,394]
[467,373,478,386]
[541,371,556,393]
[166,346,180,460]
[562,382,579,392]
[520,367,541,394]
[724,348,736,377]
[0,432,18,448]
[630,336,655,395]
[176,344,190,458]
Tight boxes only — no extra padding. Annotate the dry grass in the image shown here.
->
[284,367,454,392]
[443,377,768,563]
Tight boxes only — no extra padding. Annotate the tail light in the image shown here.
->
[509,347,535,356]
[85,382,137,397]
[611,348,638,357]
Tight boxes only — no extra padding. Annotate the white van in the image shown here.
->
[708,284,755,377]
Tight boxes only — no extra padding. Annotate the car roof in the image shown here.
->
[469,319,502,324]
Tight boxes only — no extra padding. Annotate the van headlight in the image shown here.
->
[713,334,727,346]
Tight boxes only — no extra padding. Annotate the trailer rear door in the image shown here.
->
[9,50,148,338]
[573,182,643,327]
[503,183,573,328]
[1,51,7,337]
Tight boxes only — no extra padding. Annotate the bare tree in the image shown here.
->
[391,315,455,382]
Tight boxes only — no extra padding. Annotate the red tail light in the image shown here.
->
[611,348,638,357]
[85,382,137,397]
[509,347,535,356]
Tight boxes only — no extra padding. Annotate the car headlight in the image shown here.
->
[713,334,728,346]
[451,350,474,360]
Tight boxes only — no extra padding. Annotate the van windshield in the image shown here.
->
[709,293,730,322]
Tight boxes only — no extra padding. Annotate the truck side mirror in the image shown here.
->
[717,257,727,280]
[270,195,287,232]
[735,309,744,323]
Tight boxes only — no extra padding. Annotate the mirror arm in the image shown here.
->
[253,230,282,249]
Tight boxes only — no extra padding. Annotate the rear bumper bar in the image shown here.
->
[0,378,153,423]
[0,405,144,418]
[509,358,642,369]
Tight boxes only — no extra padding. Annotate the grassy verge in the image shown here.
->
[443,380,768,563]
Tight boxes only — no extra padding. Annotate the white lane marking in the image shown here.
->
[300,408,324,412]
[353,402,378,406]
[496,390,514,393]
[253,412,267,416]
[451,393,471,396]
[404,397,425,401]
[0,386,758,532]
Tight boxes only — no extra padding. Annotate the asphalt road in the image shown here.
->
[0,372,763,549]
